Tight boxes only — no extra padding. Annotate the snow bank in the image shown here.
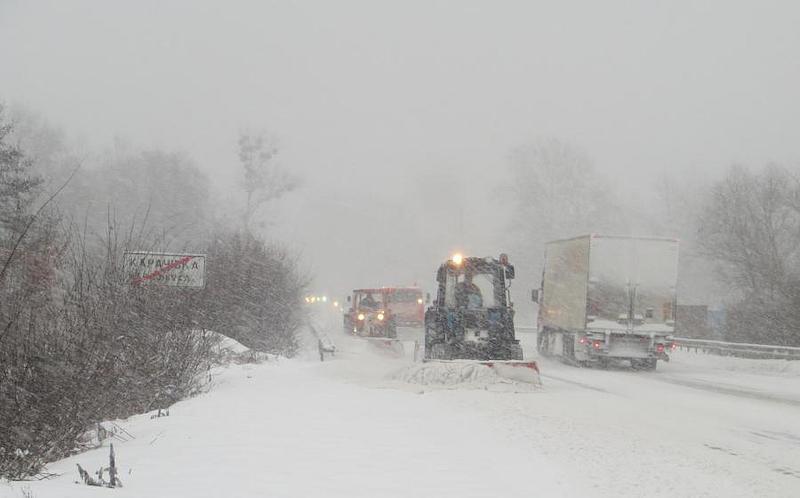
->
[671,350,800,377]
[203,330,282,365]
[213,334,250,355]
[4,360,579,498]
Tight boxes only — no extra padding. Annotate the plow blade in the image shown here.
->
[363,338,405,357]
[408,359,542,387]
[479,361,542,385]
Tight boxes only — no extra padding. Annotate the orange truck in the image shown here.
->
[384,287,426,327]
[344,287,425,337]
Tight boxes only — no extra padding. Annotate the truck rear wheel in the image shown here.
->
[632,358,657,371]
[537,330,549,355]
[429,343,449,360]
[509,343,524,361]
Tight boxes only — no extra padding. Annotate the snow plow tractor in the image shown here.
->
[422,253,540,385]
[344,289,403,356]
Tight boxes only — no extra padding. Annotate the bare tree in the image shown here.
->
[504,138,626,244]
[58,147,213,249]
[698,164,800,345]
[0,106,44,240]
[650,170,720,307]
[499,139,626,305]
[237,131,298,231]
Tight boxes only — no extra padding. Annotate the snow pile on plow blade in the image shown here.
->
[363,337,405,357]
[393,360,542,390]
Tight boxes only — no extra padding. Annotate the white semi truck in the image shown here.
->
[533,235,679,370]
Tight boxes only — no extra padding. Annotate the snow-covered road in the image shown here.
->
[4,326,799,498]
[513,332,800,496]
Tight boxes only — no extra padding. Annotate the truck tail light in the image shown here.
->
[579,336,588,345]
[656,343,665,353]
[671,342,677,351]
[592,340,602,349]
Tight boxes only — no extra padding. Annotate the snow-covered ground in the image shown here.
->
[3,319,800,498]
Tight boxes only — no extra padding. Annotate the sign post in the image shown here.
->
[123,252,206,288]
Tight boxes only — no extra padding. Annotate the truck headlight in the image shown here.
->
[357,313,365,321]
[377,313,385,321]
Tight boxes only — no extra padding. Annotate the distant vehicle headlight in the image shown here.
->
[357,313,365,321]
[417,298,423,304]
[377,313,385,321]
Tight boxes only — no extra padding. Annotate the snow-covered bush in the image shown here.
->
[0,222,222,479]
[1,106,309,479]
[200,229,309,357]
[0,111,217,479]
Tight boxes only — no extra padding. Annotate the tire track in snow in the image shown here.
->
[538,372,614,394]
[652,375,800,407]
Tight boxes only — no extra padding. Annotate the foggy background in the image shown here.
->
[2,0,799,320]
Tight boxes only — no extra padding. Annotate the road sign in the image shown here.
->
[124,251,206,288]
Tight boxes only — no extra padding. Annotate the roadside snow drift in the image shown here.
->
[1,360,581,498]
[4,326,800,498]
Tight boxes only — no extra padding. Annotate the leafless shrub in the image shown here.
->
[200,228,309,357]
[0,215,221,479]
[698,164,800,345]
[1,109,309,480]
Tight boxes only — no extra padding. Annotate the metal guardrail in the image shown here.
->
[515,326,800,360]
[672,337,800,360]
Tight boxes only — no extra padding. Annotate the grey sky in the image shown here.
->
[2,0,799,298]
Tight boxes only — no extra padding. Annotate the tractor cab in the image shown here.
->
[344,289,397,338]
[424,253,523,361]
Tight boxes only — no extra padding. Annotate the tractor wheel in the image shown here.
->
[429,343,449,360]
[509,343,524,360]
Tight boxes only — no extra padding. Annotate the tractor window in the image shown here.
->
[356,293,384,309]
[469,273,497,308]
[445,272,498,309]
[444,275,457,307]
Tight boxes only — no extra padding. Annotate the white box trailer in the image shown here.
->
[533,235,679,370]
